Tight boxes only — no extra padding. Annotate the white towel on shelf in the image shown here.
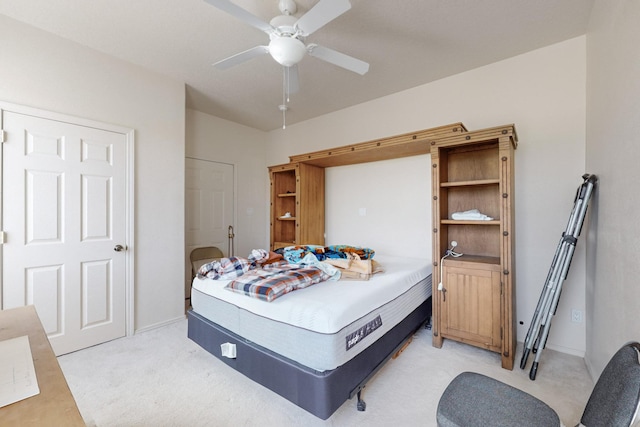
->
[451,209,493,221]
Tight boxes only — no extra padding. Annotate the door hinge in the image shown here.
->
[0,231,5,244]
[0,129,5,143]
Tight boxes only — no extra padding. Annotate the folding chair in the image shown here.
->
[436,342,640,427]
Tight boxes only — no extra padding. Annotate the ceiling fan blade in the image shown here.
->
[285,65,300,95]
[306,44,369,75]
[214,45,269,70]
[294,0,351,36]
[203,0,274,34]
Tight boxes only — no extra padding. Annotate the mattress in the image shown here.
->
[191,255,432,372]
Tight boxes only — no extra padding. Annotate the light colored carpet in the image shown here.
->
[58,319,592,426]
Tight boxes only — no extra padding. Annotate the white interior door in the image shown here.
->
[185,158,234,300]
[1,108,130,355]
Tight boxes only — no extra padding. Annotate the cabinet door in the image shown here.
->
[441,264,502,351]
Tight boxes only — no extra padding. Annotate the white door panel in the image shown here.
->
[2,109,129,355]
[185,159,233,301]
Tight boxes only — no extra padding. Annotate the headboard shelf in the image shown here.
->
[288,123,467,168]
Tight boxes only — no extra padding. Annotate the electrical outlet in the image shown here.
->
[571,309,583,323]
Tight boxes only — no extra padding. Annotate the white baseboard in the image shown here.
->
[517,340,586,358]
[545,343,585,358]
[134,315,186,335]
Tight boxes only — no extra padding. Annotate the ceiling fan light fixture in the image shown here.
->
[268,36,306,67]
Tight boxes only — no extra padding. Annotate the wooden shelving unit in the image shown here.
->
[430,124,517,369]
[269,122,518,368]
[269,123,467,251]
[269,162,325,251]
[288,123,467,167]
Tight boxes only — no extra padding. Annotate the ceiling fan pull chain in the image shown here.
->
[285,66,291,103]
[282,106,287,129]
[281,67,288,129]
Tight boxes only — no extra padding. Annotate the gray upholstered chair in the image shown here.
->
[437,341,640,427]
[190,246,224,278]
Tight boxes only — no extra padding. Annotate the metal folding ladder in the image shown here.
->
[520,174,598,380]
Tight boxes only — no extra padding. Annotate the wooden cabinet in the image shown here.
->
[440,259,502,351]
[269,162,325,250]
[430,124,517,369]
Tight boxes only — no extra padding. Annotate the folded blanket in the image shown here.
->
[225,265,330,302]
[451,209,493,221]
[323,252,384,281]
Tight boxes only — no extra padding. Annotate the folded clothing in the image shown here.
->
[451,209,493,221]
[278,245,376,264]
[323,252,384,281]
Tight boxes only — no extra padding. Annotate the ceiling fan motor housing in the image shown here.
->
[269,13,298,35]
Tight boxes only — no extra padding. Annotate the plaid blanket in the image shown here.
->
[225,264,330,302]
[197,254,288,280]
[197,256,251,280]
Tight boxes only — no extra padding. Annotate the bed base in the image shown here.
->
[187,297,431,420]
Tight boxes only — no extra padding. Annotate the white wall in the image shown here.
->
[325,155,431,257]
[186,110,268,257]
[0,16,186,332]
[266,37,588,355]
[585,0,640,377]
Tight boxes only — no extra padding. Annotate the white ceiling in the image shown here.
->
[0,0,594,131]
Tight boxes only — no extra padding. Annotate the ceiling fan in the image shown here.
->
[205,0,370,79]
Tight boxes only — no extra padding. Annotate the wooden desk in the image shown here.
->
[0,305,85,426]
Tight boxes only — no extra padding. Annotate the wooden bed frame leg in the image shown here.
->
[356,389,366,412]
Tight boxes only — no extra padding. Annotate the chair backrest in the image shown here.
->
[190,246,224,278]
[581,341,640,427]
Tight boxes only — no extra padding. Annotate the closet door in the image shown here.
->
[185,158,234,303]
[2,108,132,355]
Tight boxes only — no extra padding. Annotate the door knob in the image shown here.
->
[114,244,125,252]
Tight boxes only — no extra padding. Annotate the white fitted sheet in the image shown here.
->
[191,255,432,372]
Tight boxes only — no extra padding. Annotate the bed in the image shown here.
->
[187,253,432,420]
